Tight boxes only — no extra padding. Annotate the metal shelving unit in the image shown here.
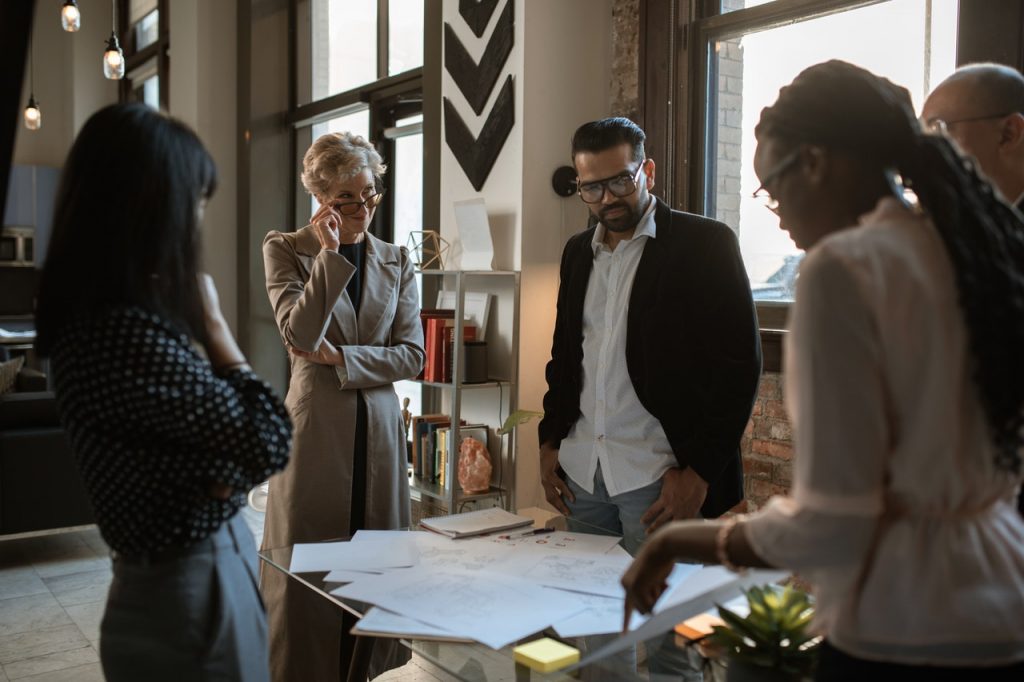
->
[409,270,520,513]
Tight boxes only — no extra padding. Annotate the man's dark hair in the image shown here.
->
[571,117,646,164]
[36,103,217,354]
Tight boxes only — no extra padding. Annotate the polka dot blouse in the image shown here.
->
[50,306,293,557]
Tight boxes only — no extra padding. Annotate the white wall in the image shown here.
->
[439,0,612,510]
[171,0,239,332]
[14,0,118,167]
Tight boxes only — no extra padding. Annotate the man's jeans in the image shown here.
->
[564,465,703,681]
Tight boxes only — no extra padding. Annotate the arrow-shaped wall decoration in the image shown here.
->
[444,0,513,115]
[459,0,501,38]
[444,75,515,192]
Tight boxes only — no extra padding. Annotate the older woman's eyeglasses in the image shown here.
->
[577,164,646,204]
[334,191,386,216]
[752,150,802,215]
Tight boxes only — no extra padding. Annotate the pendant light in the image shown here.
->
[103,0,125,80]
[24,32,41,131]
[61,1,81,32]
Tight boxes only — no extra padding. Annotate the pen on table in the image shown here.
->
[498,527,555,540]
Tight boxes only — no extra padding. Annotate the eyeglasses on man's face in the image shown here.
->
[577,163,646,204]
[332,190,386,216]
[922,111,1017,135]
[752,149,802,216]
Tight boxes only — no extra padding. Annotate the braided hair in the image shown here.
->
[756,60,1024,475]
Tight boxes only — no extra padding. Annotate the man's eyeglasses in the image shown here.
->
[333,191,386,216]
[577,164,646,204]
[752,150,802,215]
[923,112,1016,135]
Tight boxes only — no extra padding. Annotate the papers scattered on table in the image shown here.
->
[419,507,533,538]
[289,539,418,573]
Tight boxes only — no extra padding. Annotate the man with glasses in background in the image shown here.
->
[923,63,1024,518]
[922,63,1024,211]
[537,117,761,678]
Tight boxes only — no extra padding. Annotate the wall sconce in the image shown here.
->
[103,0,124,80]
[61,1,81,32]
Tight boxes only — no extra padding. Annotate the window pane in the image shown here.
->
[126,58,159,110]
[308,108,372,214]
[719,0,775,12]
[300,0,378,105]
[707,0,958,302]
[134,10,159,51]
[389,0,424,75]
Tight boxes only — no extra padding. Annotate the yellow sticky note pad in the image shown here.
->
[513,637,580,672]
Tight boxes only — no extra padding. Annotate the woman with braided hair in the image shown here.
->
[621,60,1024,680]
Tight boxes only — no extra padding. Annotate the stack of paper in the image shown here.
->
[419,507,533,538]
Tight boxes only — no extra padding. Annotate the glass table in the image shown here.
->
[258,515,707,681]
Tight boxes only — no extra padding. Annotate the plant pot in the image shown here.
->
[725,660,800,682]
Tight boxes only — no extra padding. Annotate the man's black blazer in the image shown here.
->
[538,197,763,518]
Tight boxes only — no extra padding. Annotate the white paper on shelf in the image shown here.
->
[332,568,587,650]
[289,540,419,573]
[571,568,789,671]
[453,197,494,270]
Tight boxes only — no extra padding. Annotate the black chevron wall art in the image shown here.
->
[445,0,513,115]
[444,0,516,192]
[444,75,515,192]
[459,0,501,38]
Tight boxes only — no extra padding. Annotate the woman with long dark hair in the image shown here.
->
[621,61,1024,679]
[36,103,292,682]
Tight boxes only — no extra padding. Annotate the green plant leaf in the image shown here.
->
[497,410,544,435]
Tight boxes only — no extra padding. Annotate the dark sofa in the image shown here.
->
[0,358,94,535]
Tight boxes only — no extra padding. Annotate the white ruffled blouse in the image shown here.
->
[745,198,1024,666]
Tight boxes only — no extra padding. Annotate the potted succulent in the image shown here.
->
[707,584,820,682]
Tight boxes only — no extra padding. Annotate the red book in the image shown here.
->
[418,309,454,380]
[440,322,477,383]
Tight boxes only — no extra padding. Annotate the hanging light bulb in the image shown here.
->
[24,97,41,130]
[103,34,125,79]
[61,1,81,32]
[102,0,124,80]
[23,33,40,130]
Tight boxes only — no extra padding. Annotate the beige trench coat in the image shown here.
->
[260,225,424,682]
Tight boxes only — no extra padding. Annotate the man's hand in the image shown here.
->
[540,442,574,515]
[641,467,708,533]
[290,343,344,367]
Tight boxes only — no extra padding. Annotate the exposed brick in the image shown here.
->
[768,419,792,441]
[759,373,782,400]
[772,460,793,488]
[742,419,754,438]
[742,456,772,481]
[763,400,789,420]
[729,500,749,514]
[750,400,763,417]
[752,438,794,460]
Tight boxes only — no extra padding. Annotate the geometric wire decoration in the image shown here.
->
[406,230,450,270]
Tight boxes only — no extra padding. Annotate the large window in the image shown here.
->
[296,0,424,106]
[703,0,957,304]
[118,0,168,109]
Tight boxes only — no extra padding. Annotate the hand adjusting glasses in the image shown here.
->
[577,164,646,203]
[332,190,386,216]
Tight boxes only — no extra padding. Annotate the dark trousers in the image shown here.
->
[101,514,269,682]
[816,641,1024,682]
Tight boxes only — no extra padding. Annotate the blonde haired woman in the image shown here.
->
[261,132,424,681]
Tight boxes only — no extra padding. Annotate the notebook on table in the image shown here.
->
[420,508,533,539]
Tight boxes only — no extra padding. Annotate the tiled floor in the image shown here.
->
[0,511,453,682]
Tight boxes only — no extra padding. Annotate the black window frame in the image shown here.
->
[639,0,1024,368]
[116,0,170,110]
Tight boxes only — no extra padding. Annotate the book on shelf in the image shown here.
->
[417,309,455,381]
[410,414,466,483]
[439,321,477,383]
[420,507,533,539]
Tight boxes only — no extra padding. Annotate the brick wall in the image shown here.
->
[610,0,641,121]
[738,371,793,512]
